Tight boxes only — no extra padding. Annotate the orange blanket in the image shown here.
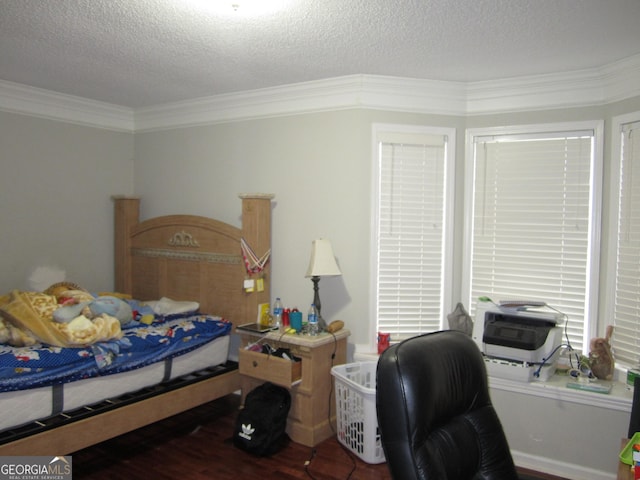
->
[0,290,122,347]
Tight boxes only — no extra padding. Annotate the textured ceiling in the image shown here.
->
[1,0,640,108]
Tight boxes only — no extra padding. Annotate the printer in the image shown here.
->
[472,300,564,382]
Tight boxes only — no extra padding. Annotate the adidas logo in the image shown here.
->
[238,423,255,440]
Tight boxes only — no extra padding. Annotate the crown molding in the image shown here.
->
[134,75,468,132]
[464,69,605,115]
[134,53,640,130]
[0,80,134,132]
[2,54,640,132]
[600,53,640,104]
[465,54,640,115]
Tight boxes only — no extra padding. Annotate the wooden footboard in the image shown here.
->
[0,369,240,456]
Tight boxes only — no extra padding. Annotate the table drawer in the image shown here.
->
[239,348,302,388]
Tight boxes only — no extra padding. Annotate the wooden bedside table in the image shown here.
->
[237,328,350,447]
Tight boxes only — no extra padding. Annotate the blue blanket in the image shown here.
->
[0,313,231,392]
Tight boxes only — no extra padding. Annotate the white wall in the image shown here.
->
[0,110,134,293]
[491,378,632,479]
[134,110,375,345]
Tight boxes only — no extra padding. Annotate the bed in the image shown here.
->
[0,193,273,455]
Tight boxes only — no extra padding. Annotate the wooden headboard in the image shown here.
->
[113,194,273,329]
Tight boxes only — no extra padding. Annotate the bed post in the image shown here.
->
[113,196,140,294]
[239,194,274,322]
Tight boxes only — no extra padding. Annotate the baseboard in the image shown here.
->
[512,450,616,480]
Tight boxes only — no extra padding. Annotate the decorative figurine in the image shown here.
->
[589,325,614,381]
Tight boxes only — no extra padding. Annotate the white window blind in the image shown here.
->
[468,130,596,353]
[613,121,640,366]
[375,130,449,340]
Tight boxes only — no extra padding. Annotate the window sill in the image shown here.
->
[488,374,633,412]
[353,351,380,362]
[355,349,633,412]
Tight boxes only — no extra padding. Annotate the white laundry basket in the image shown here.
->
[331,362,386,464]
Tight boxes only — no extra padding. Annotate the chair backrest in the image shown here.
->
[376,330,519,480]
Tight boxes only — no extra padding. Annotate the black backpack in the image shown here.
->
[233,382,291,456]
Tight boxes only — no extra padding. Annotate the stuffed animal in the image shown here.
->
[53,295,133,326]
[588,325,614,381]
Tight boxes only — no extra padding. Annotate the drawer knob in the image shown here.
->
[252,360,258,367]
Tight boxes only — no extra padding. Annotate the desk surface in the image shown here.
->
[618,439,634,480]
[238,327,351,347]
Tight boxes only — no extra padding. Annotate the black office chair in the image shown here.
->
[376,330,519,480]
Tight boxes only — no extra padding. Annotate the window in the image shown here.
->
[372,124,455,341]
[610,115,640,366]
[463,122,603,354]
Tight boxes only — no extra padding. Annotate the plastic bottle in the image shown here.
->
[273,297,283,330]
[308,303,319,336]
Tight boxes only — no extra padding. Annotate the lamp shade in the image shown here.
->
[305,239,342,277]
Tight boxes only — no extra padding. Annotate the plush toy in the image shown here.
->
[53,295,133,326]
[588,325,615,381]
[45,282,90,300]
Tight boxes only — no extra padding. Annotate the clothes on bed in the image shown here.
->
[0,290,122,348]
[0,280,233,393]
[0,284,176,348]
[144,297,200,316]
[0,312,232,392]
[53,295,134,326]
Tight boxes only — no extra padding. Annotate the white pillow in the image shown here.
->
[146,297,199,316]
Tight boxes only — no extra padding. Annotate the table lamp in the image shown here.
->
[305,238,342,330]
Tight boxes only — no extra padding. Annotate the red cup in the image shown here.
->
[377,332,391,354]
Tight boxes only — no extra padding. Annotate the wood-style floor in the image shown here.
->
[71,393,567,479]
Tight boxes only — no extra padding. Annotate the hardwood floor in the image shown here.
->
[71,393,566,479]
